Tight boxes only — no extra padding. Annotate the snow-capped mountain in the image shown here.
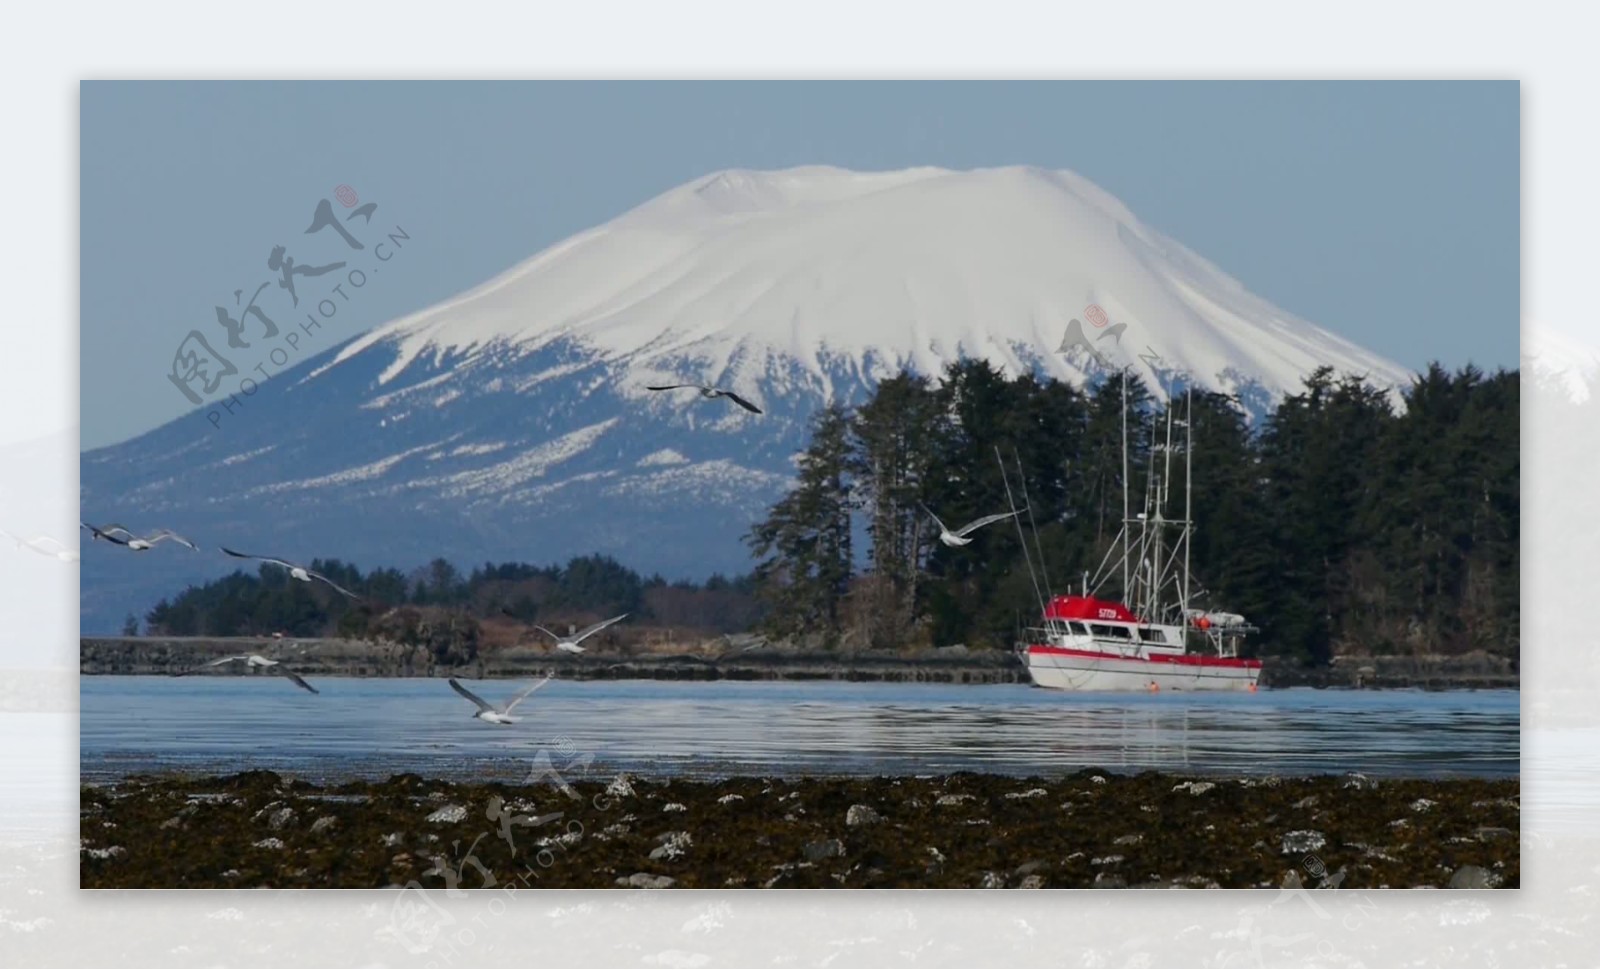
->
[80,165,1414,633]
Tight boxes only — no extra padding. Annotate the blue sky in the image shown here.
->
[80,81,1518,449]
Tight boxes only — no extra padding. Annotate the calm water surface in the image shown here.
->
[78,677,1519,783]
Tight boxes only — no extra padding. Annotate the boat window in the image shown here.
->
[1070,622,1088,635]
[1091,624,1131,639]
[1139,628,1167,644]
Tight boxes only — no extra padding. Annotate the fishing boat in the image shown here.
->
[1011,373,1263,692]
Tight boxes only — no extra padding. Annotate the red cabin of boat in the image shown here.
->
[1043,595,1141,624]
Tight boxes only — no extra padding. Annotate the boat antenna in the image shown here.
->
[996,445,1048,622]
[1012,445,1054,600]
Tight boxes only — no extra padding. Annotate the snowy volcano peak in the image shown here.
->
[325,164,1412,408]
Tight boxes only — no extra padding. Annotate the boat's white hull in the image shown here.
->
[1024,644,1262,692]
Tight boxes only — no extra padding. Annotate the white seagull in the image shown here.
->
[220,547,362,599]
[449,675,552,725]
[921,503,1026,547]
[174,654,319,693]
[646,383,763,414]
[1,528,79,562]
[531,613,629,654]
[86,524,199,551]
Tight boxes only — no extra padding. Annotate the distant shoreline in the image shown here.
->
[78,637,1520,690]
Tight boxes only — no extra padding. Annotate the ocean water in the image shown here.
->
[78,676,1519,783]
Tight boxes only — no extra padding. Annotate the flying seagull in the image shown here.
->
[85,524,199,551]
[1,528,79,562]
[173,654,318,693]
[220,547,362,599]
[645,383,763,415]
[921,504,1026,548]
[449,675,552,725]
[531,613,629,654]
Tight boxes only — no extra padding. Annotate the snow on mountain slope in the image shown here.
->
[323,165,1411,408]
[80,165,1416,633]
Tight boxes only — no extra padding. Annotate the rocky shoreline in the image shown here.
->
[79,769,1519,889]
[79,638,1518,689]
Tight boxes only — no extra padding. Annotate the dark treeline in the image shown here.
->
[746,360,1519,664]
[143,554,762,643]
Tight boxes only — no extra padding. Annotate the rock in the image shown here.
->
[1172,781,1216,795]
[1292,796,1319,810]
[935,644,969,656]
[381,832,404,847]
[1013,860,1047,877]
[663,802,688,813]
[1410,798,1438,813]
[252,837,285,850]
[1113,834,1143,846]
[802,839,845,862]
[1281,869,1304,889]
[1343,772,1376,790]
[1474,826,1514,841]
[1281,830,1326,854]
[648,831,693,861]
[1448,865,1502,889]
[845,804,882,827]
[1091,855,1125,866]
[1017,874,1047,889]
[605,774,636,798]
[309,816,338,835]
[935,794,973,806]
[84,845,126,860]
[717,794,744,805]
[425,804,467,824]
[1003,788,1047,800]
[160,815,185,831]
[926,846,946,864]
[1089,775,1108,785]
[977,871,1006,888]
[267,806,297,830]
[618,872,677,889]
[1093,873,1127,888]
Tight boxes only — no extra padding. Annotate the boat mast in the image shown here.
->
[1182,385,1192,620]
[1120,369,1130,601]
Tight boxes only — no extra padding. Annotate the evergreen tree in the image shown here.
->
[746,404,856,644]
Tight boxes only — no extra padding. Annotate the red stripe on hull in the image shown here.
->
[1027,644,1262,670]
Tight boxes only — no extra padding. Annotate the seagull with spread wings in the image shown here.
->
[84,524,199,551]
[921,503,1026,548]
[220,547,362,599]
[172,653,319,694]
[645,383,763,414]
[531,613,629,654]
[448,675,553,725]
